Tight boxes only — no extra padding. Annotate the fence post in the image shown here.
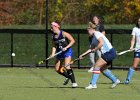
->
[78,33,80,69]
[45,0,48,68]
[11,33,13,67]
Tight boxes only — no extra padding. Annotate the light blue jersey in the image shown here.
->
[132,27,140,52]
[94,31,112,54]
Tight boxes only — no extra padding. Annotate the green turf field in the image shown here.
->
[0,68,140,100]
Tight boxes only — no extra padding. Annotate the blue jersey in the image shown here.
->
[52,30,72,59]
[52,30,69,51]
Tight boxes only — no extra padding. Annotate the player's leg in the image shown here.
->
[101,65,118,84]
[55,59,69,79]
[100,66,120,88]
[90,50,117,83]
[97,49,101,57]
[86,48,120,89]
[65,56,78,88]
[88,52,95,72]
[86,58,106,89]
[124,58,140,84]
[102,49,120,88]
[88,50,101,72]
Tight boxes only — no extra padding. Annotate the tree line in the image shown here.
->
[0,0,140,25]
[49,0,140,24]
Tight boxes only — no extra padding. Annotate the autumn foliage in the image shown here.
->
[0,0,45,25]
[48,0,140,24]
[0,0,140,25]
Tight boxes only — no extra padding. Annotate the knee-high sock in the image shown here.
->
[126,67,135,81]
[91,68,100,85]
[67,69,76,83]
[102,69,117,83]
[58,67,69,78]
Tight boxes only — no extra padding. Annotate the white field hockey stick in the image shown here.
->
[117,48,136,56]
[65,50,92,67]
[38,50,63,65]
[65,58,80,67]
[30,51,62,67]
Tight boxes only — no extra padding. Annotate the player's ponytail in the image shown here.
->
[88,22,96,29]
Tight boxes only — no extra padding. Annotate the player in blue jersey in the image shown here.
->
[124,18,140,84]
[50,21,78,88]
[79,22,120,89]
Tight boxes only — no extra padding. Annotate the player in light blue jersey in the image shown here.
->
[124,18,140,84]
[79,22,120,89]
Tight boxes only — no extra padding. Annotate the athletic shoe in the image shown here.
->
[72,83,78,88]
[85,84,97,89]
[124,79,129,84]
[111,79,120,88]
[88,67,94,73]
[63,78,69,85]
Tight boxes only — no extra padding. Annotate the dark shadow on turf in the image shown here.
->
[98,82,124,85]
[98,82,112,84]
[47,86,84,89]
[13,86,85,89]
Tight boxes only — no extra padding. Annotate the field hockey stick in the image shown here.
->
[38,50,63,65]
[65,50,92,67]
[65,58,80,67]
[117,48,136,56]
[30,51,62,67]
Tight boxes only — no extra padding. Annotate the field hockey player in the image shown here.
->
[79,22,120,89]
[50,21,78,88]
[124,17,140,84]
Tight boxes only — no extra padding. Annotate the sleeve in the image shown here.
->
[131,28,136,36]
[94,32,103,40]
[99,24,105,32]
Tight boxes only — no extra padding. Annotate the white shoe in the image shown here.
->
[72,83,78,88]
[88,67,94,72]
[85,84,97,89]
[111,79,120,88]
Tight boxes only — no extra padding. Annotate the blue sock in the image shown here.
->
[126,67,135,81]
[91,68,100,85]
[102,69,117,83]
[91,73,100,85]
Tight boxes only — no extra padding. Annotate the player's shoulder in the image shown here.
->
[94,31,103,36]
[94,31,103,39]
[61,30,67,36]
[133,27,139,31]
[132,27,140,34]
[95,31,102,34]
[62,30,69,35]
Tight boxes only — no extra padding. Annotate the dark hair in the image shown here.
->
[136,18,140,28]
[90,15,102,24]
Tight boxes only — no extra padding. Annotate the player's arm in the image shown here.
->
[62,32,75,51]
[102,31,106,35]
[130,35,135,50]
[79,49,92,59]
[51,39,56,56]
